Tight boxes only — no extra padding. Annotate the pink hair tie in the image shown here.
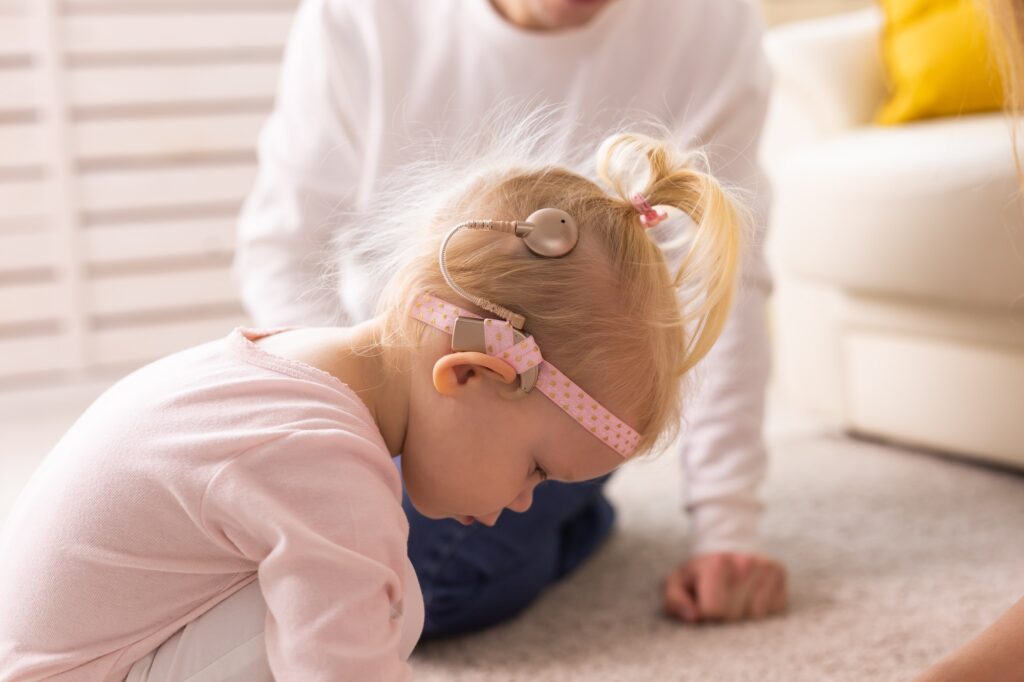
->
[631,193,667,229]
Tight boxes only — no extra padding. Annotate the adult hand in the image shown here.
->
[663,552,787,624]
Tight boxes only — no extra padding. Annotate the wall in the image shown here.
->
[0,0,295,388]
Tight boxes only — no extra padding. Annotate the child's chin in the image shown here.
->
[404,489,470,523]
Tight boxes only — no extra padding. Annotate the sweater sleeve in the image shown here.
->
[672,2,774,557]
[199,430,414,681]
[234,0,369,327]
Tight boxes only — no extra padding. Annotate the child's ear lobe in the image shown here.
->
[432,352,516,396]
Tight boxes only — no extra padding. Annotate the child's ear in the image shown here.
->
[432,352,516,396]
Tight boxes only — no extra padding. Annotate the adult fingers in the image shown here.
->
[747,564,778,619]
[727,556,759,621]
[663,566,700,624]
[729,561,770,618]
[695,555,733,621]
[766,566,788,615]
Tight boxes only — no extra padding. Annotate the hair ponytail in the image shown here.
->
[597,132,745,374]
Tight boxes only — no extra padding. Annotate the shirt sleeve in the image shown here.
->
[199,430,414,681]
[234,0,369,327]
[672,3,774,557]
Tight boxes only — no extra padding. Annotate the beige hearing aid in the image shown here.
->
[450,317,540,393]
[438,208,579,329]
[515,208,579,258]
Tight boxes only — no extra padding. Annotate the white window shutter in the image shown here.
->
[0,0,297,386]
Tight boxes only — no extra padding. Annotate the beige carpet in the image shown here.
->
[411,432,1024,681]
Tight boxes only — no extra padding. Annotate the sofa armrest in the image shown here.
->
[763,8,887,154]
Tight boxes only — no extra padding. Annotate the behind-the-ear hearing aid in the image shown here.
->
[450,317,539,393]
[410,292,643,457]
[438,208,578,329]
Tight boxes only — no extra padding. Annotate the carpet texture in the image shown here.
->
[411,433,1024,681]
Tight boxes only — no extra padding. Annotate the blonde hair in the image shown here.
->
[980,0,1024,175]
[367,131,744,457]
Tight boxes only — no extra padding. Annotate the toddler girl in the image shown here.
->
[0,132,742,681]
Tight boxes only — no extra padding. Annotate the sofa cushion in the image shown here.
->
[772,113,1024,312]
[877,0,1003,124]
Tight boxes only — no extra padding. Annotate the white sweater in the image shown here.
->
[235,0,773,555]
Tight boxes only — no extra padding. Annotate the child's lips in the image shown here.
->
[456,515,475,526]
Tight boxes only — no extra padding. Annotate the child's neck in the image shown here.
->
[259,320,410,456]
[331,319,410,457]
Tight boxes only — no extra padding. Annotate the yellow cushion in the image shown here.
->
[876,0,1003,125]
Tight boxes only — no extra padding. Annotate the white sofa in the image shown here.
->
[762,9,1024,469]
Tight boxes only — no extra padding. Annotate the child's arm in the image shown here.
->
[913,596,1024,682]
[201,431,414,681]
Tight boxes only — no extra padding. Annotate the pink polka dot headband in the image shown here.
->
[410,293,641,458]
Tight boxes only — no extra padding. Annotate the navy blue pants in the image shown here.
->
[402,472,615,638]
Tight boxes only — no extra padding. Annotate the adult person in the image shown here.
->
[235,0,787,636]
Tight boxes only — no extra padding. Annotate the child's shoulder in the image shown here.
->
[90,327,383,458]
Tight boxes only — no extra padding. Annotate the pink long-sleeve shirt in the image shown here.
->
[0,328,423,681]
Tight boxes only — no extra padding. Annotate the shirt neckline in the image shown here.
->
[228,327,382,440]
[467,0,627,52]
